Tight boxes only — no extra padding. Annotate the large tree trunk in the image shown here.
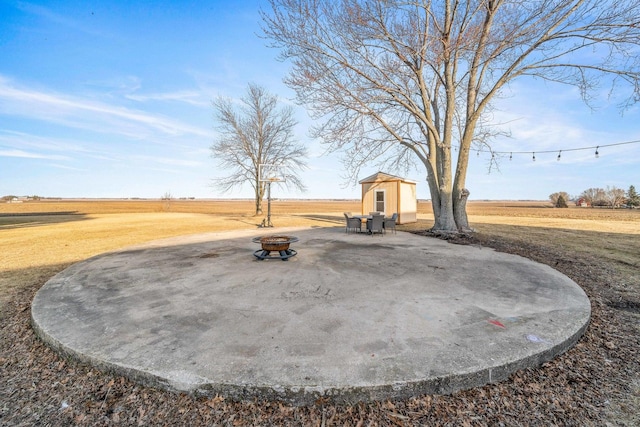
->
[430,186,458,233]
[453,188,472,233]
[427,182,471,234]
[425,151,459,233]
[452,132,473,233]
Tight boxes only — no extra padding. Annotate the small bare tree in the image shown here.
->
[211,83,307,215]
[262,0,640,233]
[161,191,173,211]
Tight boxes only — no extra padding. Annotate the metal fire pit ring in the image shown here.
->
[252,235,299,261]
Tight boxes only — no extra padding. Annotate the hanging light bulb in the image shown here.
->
[532,152,536,161]
[595,146,599,158]
[557,150,562,161]
[509,152,512,161]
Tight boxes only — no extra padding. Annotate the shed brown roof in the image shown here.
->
[358,171,416,184]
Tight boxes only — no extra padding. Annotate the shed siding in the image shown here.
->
[360,173,417,224]
[361,181,396,215]
[398,182,417,224]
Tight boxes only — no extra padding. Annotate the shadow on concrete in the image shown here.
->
[293,214,343,225]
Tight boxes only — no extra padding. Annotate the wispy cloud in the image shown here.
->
[0,130,92,154]
[83,76,143,96]
[0,75,211,139]
[0,148,68,160]
[49,163,88,172]
[132,154,203,168]
[491,80,640,150]
[0,129,123,165]
[126,90,209,107]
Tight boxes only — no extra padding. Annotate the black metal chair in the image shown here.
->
[367,213,384,235]
[384,213,398,234]
[344,213,362,233]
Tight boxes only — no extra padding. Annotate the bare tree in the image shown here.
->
[211,83,307,215]
[604,186,626,208]
[262,0,640,233]
[161,191,173,211]
[580,187,605,207]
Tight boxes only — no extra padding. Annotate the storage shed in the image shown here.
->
[359,172,417,224]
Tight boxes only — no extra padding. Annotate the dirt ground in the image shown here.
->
[1,200,639,426]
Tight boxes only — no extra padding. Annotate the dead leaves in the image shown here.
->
[206,394,226,408]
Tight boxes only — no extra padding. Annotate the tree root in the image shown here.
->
[413,228,476,240]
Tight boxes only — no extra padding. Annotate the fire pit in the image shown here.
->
[252,235,299,261]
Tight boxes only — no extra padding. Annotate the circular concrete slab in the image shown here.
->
[32,227,590,405]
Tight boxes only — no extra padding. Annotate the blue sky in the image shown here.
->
[1,0,638,201]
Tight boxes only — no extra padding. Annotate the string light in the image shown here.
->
[465,139,639,160]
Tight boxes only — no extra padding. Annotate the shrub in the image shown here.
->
[555,195,568,208]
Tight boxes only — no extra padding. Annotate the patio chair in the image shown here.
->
[344,213,362,233]
[366,213,384,235]
[384,213,398,234]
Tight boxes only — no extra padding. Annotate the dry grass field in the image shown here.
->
[1,199,639,426]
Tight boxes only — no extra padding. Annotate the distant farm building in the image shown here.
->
[576,198,591,207]
[359,172,417,224]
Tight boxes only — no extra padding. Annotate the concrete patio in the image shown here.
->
[31,227,591,405]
